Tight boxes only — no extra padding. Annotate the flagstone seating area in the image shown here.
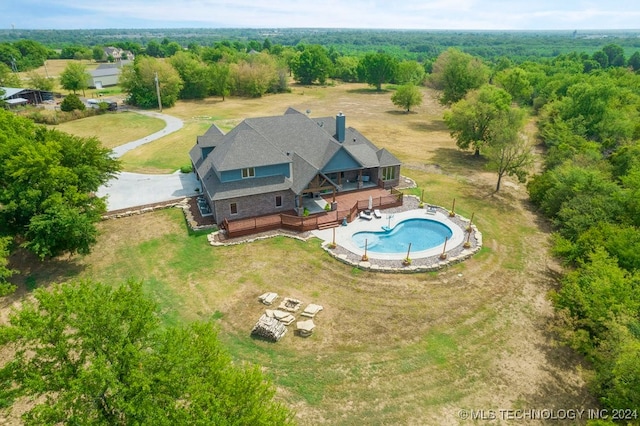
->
[252,292,324,341]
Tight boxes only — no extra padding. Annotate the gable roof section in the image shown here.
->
[377,148,401,167]
[322,146,361,173]
[211,123,291,171]
[291,152,320,194]
[197,123,224,147]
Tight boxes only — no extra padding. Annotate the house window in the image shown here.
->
[275,196,282,207]
[241,167,255,178]
[382,166,396,181]
[230,203,238,215]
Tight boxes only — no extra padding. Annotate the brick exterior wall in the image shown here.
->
[212,190,295,224]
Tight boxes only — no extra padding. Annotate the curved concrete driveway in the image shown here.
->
[97,109,201,211]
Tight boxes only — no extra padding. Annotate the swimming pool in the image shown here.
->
[352,218,453,253]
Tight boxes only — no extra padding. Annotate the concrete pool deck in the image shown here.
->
[207,196,482,273]
[311,198,482,272]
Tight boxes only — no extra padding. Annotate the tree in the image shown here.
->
[602,43,625,67]
[396,60,426,85]
[0,279,294,425]
[26,71,55,91]
[209,62,231,100]
[162,41,183,58]
[291,44,332,85]
[0,237,15,296]
[59,93,86,111]
[0,62,21,87]
[628,52,640,72]
[145,40,163,57]
[230,53,281,97]
[332,55,359,82]
[429,48,488,105]
[592,50,609,69]
[92,46,105,62]
[0,109,119,259]
[391,84,423,112]
[493,67,533,105]
[120,56,183,109]
[443,84,512,156]
[169,51,211,99]
[358,52,398,91]
[59,61,89,95]
[483,107,533,191]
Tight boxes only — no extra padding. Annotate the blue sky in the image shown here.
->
[2,0,640,30]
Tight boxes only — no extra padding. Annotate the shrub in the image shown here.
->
[180,164,194,173]
[60,93,86,112]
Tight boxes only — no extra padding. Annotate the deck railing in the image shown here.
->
[223,189,403,238]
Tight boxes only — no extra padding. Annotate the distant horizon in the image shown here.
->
[3,1,640,31]
[3,27,640,33]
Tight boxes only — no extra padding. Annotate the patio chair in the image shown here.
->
[373,209,382,219]
[359,211,373,220]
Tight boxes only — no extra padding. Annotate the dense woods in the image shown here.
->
[1,28,640,421]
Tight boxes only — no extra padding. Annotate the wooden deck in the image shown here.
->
[322,187,393,213]
[223,187,402,238]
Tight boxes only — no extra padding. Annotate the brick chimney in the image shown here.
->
[336,112,345,143]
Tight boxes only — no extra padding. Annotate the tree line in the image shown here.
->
[3,28,640,62]
[432,44,640,415]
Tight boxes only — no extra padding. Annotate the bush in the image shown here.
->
[60,94,86,112]
[180,164,193,173]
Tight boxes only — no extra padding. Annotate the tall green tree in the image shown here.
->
[291,44,332,85]
[396,60,426,85]
[120,56,183,109]
[358,52,398,91]
[391,83,423,112]
[59,61,89,95]
[483,107,532,191]
[429,48,488,105]
[443,84,512,156]
[0,109,119,259]
[493,67,533,106]
[332,56,359,82]
[169,51,211,99]
[0,62,21,87]
[0,279,294,425]
[210,62,231,100]
[602,43,626,67]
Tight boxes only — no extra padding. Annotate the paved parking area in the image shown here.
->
[97,171,201,211]
[96,110,200,211]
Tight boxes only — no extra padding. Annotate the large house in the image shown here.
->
[190,108,401,225]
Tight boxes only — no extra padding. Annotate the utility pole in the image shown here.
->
[154,71,162,112]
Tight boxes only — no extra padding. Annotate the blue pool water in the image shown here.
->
[352,218,453,253]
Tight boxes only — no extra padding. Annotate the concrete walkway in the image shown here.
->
[97,110,201,211]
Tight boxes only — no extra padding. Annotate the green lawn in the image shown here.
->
[54,111,166,149]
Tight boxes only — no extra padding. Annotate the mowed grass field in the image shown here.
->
[3,82,596,425]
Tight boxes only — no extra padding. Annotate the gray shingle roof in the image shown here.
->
[377,148,401,166]
[195,108,401,197]
[202,168,292,201]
